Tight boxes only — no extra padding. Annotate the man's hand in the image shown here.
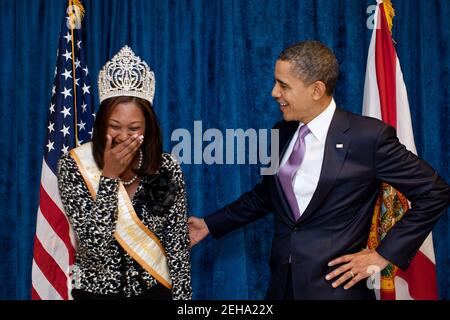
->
[188,216,209,248]
[325,249,390,290]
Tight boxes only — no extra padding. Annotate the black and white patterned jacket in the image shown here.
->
[57,151,191,299]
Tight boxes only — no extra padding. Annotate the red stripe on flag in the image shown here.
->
[31,285,41,300]
[39,185,75,264]
[397,251,438,300]
[33,236,69,300]
[381,290,396,300]
[375,3,397,128]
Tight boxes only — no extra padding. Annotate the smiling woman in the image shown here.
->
[91,96,163,189]
[56,46,192,300]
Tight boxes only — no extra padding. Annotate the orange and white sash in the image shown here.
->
[69,142,172,289]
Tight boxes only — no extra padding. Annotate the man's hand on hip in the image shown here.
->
[325,249,390,290]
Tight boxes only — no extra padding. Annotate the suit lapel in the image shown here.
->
[297,108,351,224]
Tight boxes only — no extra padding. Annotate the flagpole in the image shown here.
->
[69,0,81,146]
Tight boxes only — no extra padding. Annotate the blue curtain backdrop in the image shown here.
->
[0,0,448,299]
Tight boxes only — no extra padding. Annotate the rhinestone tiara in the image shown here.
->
[98,45,155,104]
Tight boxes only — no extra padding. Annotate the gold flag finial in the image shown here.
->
[68,0,85,23]
[382,0,395,33]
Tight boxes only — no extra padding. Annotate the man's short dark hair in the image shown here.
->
[278,41,339,95]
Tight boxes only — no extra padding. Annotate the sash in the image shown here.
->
[69,142,172,289]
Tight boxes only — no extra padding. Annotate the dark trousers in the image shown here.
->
[282,264,377,300]
[284,264,294,300]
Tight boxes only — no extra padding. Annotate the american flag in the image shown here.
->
[31,1,94,300]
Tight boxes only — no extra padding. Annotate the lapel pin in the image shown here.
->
[336,143,344,149]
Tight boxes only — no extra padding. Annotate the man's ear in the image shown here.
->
[311,81,327,100]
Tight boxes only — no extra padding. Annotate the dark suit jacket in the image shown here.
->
[204,108,450,300]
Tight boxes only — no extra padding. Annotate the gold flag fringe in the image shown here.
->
[383,0,395,34]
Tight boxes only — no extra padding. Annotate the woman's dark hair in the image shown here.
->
[92,96,162,175]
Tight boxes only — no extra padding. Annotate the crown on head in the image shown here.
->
[98,45,155,104]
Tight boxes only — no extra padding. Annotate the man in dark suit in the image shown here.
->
[188,41,450,299]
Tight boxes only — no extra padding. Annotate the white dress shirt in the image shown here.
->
[279,99,336,216]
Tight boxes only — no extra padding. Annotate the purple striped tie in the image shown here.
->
[278,125,310,220]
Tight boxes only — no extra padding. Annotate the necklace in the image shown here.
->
[121,149,143,186]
